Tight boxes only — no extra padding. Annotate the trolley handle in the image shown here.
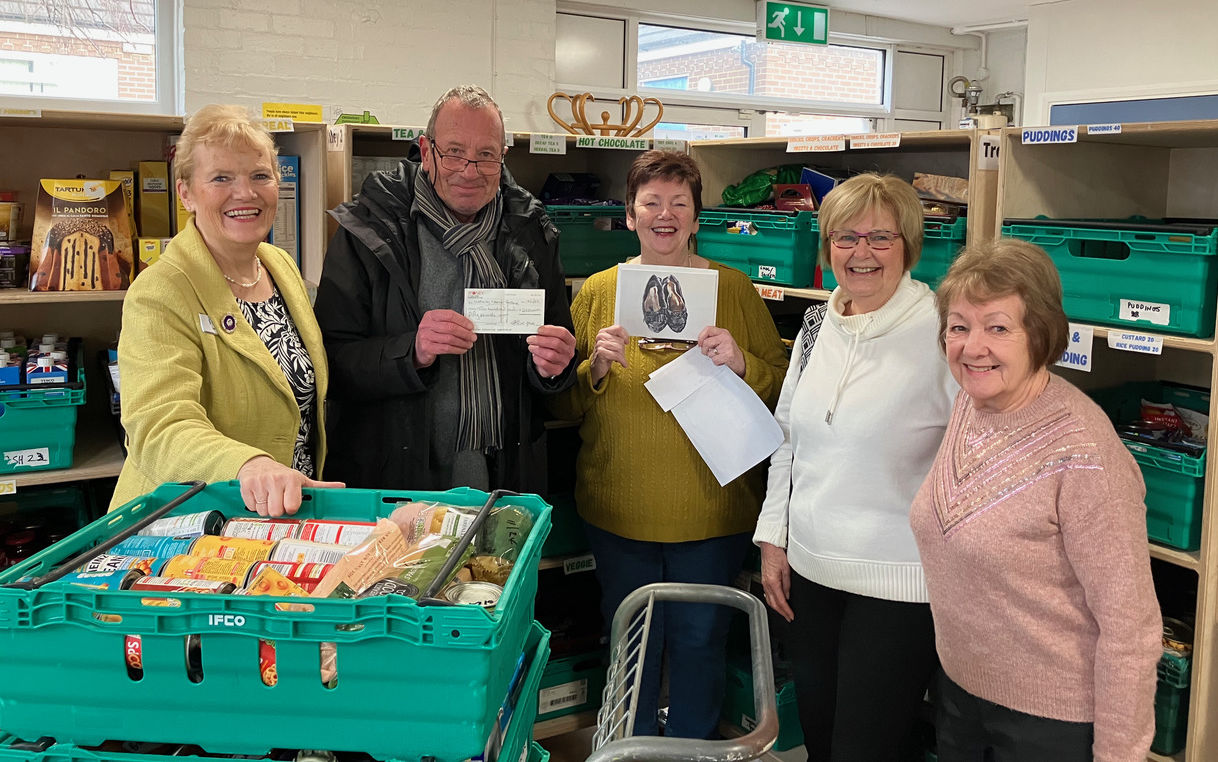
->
[1,480,207,590]
[587,582,780,762]
[418,488,519,604]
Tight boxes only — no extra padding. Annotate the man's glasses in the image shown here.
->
[427,137,504,176]
[828,230,901,250]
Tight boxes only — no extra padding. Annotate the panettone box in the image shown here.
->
[29,178,135,291]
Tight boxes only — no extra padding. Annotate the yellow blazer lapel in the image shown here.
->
[163,220,296,405]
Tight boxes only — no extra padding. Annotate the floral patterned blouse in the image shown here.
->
[237,284,316,478]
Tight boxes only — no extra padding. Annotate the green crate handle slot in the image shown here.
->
[1002,222,1218,257]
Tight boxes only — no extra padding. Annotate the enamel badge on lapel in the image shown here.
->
[222,314,237,333]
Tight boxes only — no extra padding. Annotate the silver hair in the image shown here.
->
[425,84,505,146]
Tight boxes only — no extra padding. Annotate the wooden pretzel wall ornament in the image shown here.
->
[547,92,665,137]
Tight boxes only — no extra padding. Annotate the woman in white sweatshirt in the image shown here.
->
[755,173,958,762]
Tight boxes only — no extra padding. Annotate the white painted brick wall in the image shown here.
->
[184,0,558,131]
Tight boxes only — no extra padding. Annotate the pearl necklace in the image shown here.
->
[221,257,263,289]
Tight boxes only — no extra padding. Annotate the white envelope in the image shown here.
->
[645,348,784,486]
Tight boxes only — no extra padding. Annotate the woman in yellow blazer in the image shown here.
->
[110,105,342,516]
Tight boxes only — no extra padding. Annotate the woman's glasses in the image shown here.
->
[828,230,901,250]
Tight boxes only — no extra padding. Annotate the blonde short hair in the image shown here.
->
[936,238,1069,369]
[175,104,279,185]
[817,173,924,271]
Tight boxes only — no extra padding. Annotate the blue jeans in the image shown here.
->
[584,522,751,739]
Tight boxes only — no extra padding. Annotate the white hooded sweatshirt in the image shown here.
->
[754,274,958,603]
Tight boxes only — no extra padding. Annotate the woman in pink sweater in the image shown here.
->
[910,239,1161,762]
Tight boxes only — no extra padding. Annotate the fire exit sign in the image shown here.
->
[757,1,829,46]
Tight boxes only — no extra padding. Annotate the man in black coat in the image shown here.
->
[314,85,577,493]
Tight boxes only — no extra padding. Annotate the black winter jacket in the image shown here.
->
[314,151,575,492]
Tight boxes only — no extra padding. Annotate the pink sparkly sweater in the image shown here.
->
[910,374,1161,762]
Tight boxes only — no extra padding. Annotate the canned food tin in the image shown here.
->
[110,535,197,559]
[297,520,378,547]
[248,560,333,593]
[77,554,167,577]
[259,638,278,686]
[124,634,143,677]
[128,576,238,594]
[1163,617,1194,658]
[358,577,420,599]
[138,511,225,538]
[159,555,258,587]
[442,581,502,610]
[269,539,348,565]
[63,569,142,590]
[0,202,23,242]
[189,535,277,563]
[221,517,301,541]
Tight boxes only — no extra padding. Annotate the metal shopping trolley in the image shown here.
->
[585,582,779,762]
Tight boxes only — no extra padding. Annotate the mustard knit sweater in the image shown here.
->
[551,262,788,542]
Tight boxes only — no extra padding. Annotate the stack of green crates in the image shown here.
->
[1091,382,1208,551]
[1002,217,1218,337]
[547,205,637,276]
[537,648,608,723]
[0,353,86,475]
[821,215,967,291]
[1152,649,1191,756]
[721,659,803,752]
[697,209,819,287]
[0,482,553,762]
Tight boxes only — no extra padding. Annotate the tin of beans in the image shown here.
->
[189,535,277,563]
[138,511,225,538]
[221,518,301,541]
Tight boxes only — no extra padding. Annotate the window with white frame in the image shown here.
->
[0,0,179,114]
[558,8,959,138]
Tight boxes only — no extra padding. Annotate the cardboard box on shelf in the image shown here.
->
[28,178,134,291]
[267,155,300,266]
[137,160,171,237]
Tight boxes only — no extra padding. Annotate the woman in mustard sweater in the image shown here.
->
[111,105,342,515]
[550,150,788,738]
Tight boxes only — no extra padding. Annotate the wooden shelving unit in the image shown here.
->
[324,124,652,240]
[996,120,1218,762]
[0,110,328,496]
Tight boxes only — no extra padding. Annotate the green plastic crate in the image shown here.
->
[541,492,589,558]
[0,621,551,762]
[821,215,967,291]
[0,482,552,762]
[0,362,86,475]
[1001,218,1218,337]
[696,209,818,287]
[537,648,607,722]
[1152,650,1191,756]
[1091,383,1207,551]
[721,659,802,752]
[548,205,636,276]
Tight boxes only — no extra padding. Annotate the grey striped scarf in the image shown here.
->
[413,172,506,453]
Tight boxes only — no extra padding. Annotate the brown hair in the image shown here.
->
[817,173,923,270]
[936,238,1069,369]
[626,150,704,217]
[175,104,279,185]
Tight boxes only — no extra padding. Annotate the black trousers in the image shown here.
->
[936,671,1094,762]
[786,572,938,762]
